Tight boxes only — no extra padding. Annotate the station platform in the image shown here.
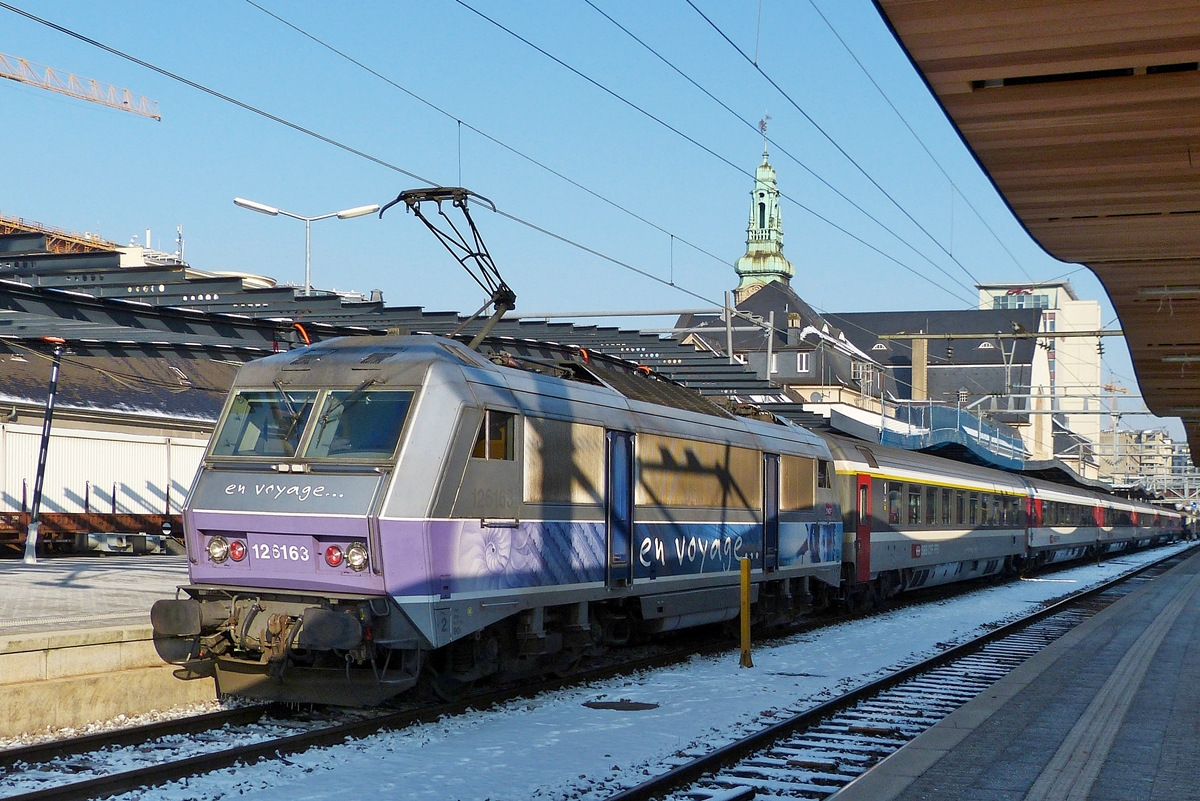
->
[830,548,1200,801]
[0,555,187,636]
[0,556,211,737]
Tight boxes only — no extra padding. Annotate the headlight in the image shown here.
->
[346,541,369,572]
[207,536,230,563]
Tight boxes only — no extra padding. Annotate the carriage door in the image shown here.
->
[763,454,780,572]
[606,430,634,588]
[856,474,872,583]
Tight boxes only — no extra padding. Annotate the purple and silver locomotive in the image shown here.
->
[151,335,843,703]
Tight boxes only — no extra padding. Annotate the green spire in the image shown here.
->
[734,143,794,301]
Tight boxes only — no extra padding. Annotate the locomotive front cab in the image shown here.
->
[151,338,461,704]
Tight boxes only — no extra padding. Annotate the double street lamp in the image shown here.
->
[233,197,380,296]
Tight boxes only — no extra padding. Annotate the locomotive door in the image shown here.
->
[763,454,780,572]
[855,474,871,584]
[605,430,634,588]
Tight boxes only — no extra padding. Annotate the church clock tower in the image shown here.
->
[734,135,795,302]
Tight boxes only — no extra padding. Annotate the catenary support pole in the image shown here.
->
[725,291,735,365]
[24,340,64,564]
[739,556,753,668]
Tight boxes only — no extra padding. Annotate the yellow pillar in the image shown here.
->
[739,556,753,668]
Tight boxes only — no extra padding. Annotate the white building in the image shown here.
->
[978,281,1104,474]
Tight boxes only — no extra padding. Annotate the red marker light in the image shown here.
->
[229,540,247,562]
[325,545,344,567]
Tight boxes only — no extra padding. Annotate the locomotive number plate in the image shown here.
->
[251,542,311,562]
[247,533,314,569]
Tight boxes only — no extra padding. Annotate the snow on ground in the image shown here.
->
[123,544,1192,801]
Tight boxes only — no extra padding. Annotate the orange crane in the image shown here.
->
[0,51,160,120]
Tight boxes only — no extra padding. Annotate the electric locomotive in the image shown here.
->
[151,334,844,704]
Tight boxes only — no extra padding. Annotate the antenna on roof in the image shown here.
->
[380,187,515,350]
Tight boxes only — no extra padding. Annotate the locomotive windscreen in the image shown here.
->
[212,390,317,457]
[306,390,414,460]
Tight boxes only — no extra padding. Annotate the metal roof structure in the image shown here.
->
[874,0,1200,465]
[0,231,1117,487]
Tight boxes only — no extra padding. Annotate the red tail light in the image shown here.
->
[325,545,344,567]
[229,540,247,562]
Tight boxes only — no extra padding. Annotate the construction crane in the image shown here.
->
[0,52,160,120]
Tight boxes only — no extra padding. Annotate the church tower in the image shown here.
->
[734,142,794,302]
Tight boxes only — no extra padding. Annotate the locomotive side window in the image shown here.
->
[816,460,832,489]
[471,410,516,461]
[305,390,414,459]
[212,390,317,457]
[636,434,761,509]
[781,455,816,511]
[523,417,604,504]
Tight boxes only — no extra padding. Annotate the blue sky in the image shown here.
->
[0,0,1179,436]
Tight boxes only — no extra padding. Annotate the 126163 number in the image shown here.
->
[252,543,310,562]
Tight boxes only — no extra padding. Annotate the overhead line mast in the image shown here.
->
[0,51,160,120]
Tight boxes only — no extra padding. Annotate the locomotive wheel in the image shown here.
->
[425,669,475,703]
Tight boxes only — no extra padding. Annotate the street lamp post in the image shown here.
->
[233,198,380,296]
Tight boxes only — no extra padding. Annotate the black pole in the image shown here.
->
[24,342,63,564]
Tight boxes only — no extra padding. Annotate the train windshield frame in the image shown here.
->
[210,389,318,458]
[303,389,415,461]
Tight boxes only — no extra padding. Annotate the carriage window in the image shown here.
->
[817,460,832,489]
[306,390,414,459]
[925,486,937,526]
[941,488,951,525]
[968,492,979,525]
[980,494,990,527]
[471,409,516,461]
[907,485,921,525]
[956,491,965,525]
[886,482,903,525]
[212,389,317,457]
[781,455,816,511]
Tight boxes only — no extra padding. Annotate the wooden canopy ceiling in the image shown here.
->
[875,0,1200,464]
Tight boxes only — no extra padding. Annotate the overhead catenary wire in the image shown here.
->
[0,1,729,315]
[5,0,977,316]
[805,0,1038,283]
[685,0,983,289]
[454,0,979,307]
[241,0,734,275]
[580,0,981,304]
[0,1,438,187]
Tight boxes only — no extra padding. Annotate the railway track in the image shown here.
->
[0,544,1187,801]
[608,545,1196,801]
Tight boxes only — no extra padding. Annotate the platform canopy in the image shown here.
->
[875,0,1200,464]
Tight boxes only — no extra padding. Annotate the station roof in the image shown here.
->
[874,0,1200,464]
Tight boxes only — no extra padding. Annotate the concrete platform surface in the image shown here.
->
[830,549,1200,801]
[0,556,187,635]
